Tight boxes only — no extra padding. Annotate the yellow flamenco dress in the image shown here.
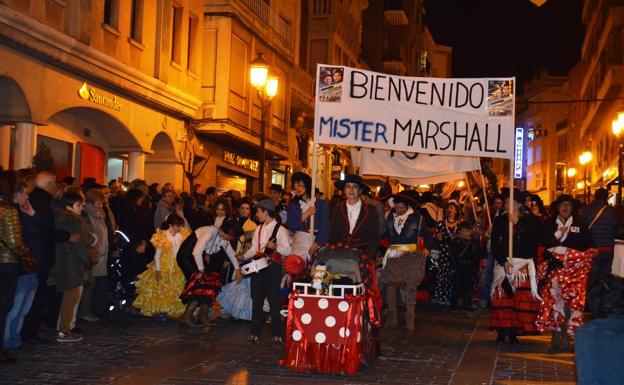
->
[133,228,190,317]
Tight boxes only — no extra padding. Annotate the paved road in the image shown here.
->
[0,305,577,385]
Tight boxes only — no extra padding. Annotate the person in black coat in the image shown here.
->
[21,172,78,341]
[382,190,433,330]
[328,175,381,358]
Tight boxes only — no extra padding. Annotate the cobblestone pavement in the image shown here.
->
[0,306,578,385]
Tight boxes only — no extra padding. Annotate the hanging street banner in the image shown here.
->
[351,148,480,180]
[314,65,515,159]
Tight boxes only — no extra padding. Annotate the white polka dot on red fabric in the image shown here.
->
[292,330,302,341]
[315,332,326,343]
[294,298,305,309]
[338,301,349,312]
[339,327,350,338]
[318,298,328,309]
[325,316,336,327]
[357,331,361,342]
[301,313,312,324]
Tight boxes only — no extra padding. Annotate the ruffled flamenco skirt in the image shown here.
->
[133,263,186,317]
[217,277,252,321]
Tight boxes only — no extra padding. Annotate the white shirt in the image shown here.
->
[346,199,362,234]
[192,226,239,272]
[154,230,184,272]
[242,219,292,261]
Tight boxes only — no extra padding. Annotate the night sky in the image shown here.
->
[424,0,585,90]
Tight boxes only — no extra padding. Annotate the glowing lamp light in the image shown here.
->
[249,53,270,90]
[418,184,430,190]
[457,180,465,188]
[265,76,278,99]
[567,167,577,178]
[579,151,593,166]
[577,181,584,189]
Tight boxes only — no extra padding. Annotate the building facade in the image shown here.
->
[196,0,299,195]
[0,0,204,190]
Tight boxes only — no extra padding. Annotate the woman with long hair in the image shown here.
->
[431,202,460,307]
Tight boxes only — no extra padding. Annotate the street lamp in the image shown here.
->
[611,112,624,205]
[249,53,278,193]
[579,150,593,204]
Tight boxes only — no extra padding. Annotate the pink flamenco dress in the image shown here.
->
[133,228,191,318]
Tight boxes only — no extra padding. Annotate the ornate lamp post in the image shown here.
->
[249,53,278,193]
[579,150,593,204]
[611,112,624,205]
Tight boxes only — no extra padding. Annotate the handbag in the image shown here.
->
[1,238,38,274]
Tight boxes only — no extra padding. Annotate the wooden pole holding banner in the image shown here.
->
[508,79,517,266]
[477,158,493,229]
[464,172,478,223]
[309,64,321,237]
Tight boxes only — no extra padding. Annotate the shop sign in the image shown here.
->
[223,151,258,172]
[514,127,524,179]
[331,164,342,180]
[78,82,121,112]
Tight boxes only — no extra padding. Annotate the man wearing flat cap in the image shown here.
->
[240,199,291,344]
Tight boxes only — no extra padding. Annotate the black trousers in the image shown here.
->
[588,250,614,287]
[0,263,19,350]
[250,263,282,337]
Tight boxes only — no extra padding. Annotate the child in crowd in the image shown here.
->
[451,222,480,311]
[54,191,93,342]
[133,214,190,320]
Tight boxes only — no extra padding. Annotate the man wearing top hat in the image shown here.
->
[383,190,434,331]
[329,175,382,357]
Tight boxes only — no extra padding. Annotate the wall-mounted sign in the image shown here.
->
[331,164,342,180]
[78,82,121,111]
[514,127,524,179]
[223,151,259,172]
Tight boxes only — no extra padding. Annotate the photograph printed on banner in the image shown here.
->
[318,66,344,102]
[487,80,513,116]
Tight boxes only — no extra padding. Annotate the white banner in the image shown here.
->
[314,65,515,159]
[351,149,480,180]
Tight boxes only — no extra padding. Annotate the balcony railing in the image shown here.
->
[240,0,293,45]
[384,0,409,25]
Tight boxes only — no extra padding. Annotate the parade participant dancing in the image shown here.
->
[490,189,543,344]
[176,224,242,327]
[328,175,381,356]
[240,199,291,344]
[287,172,329,262]
[133,214,190,319]
[383,190,433,331]
[536,195,594,353]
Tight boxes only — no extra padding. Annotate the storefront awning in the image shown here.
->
[197,129,288,161]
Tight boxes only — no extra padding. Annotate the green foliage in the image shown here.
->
[32,142,55,173]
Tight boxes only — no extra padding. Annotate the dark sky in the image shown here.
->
[424,0,585,90]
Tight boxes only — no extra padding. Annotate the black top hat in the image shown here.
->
[391,190,420,209]
[335,174,367,191]
[552,194,580,211]
[314,187,324,196]
[269,184,283,193]
[501,187,525,204]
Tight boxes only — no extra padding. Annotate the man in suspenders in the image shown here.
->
[240,200,291,344]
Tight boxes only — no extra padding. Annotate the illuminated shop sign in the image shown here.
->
[514,127,524,179]
[78,82,121,111]
[223,151,259,172]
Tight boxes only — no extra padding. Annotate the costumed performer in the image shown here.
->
[490,188,543,344]
[286,172,329,263]
[328,174,381,357]
[536,194,594,353]
[241,199,291,344]
[176,223,242,327]
[383,190,433,331]
[133,214,190,319]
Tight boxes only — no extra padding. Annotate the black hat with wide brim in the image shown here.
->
[335,174,368,191]
[552,194,580,211]
[390,190,421,209]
